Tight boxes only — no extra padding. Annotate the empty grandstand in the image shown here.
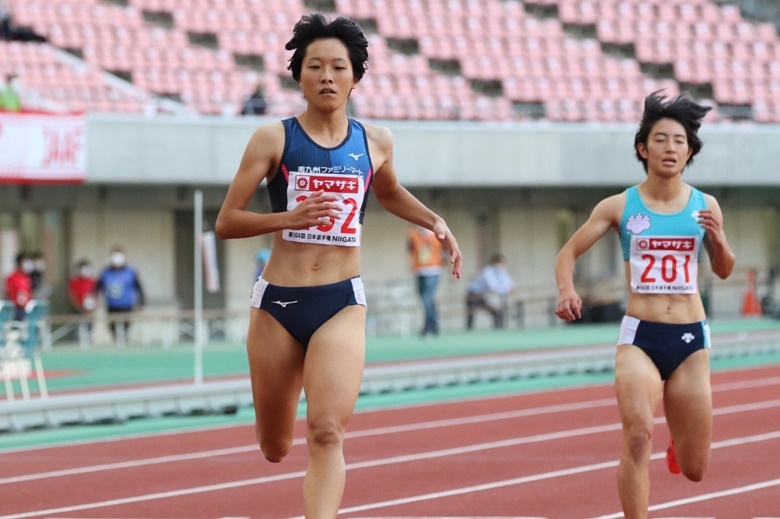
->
[1,0,779,122]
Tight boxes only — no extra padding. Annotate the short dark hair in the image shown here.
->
[634,91,712,173]
[285,12,369,83]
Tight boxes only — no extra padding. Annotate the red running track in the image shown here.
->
[1,364,780,519]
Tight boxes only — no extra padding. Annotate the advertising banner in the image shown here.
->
[0,112,87,183]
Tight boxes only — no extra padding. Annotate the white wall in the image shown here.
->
[86,115,780,187]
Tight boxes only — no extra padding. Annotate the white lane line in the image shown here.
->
[4,397,777,487]
[4,409,780,519]
[327,430,780,518]
[5,372,780,486]
[593,478,780,519]
[0,398,616,485]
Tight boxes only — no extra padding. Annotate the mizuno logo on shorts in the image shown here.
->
[272,300,298,308]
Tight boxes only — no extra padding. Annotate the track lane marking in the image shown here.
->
[3,403,780,519]
[594,477,780,518]
[0,398,616,484]
[330,431,780,518]
[4,373,780,485]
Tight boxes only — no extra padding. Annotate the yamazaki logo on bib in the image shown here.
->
[295,174,359,194]
[636,238,696,252]
[629,235,700,294]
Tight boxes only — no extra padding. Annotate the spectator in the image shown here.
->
[241,83,268,115]
[29,250,52,300]
[4,252,33,321]
[68,259,97,344]
[0,0,11,40]
[0,2,45,43]
[0,72,21,112]
[95,245,145,344]
[465,253,515,330]
[407,225,443,337]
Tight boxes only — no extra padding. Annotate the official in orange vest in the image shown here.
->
[408,225,444,337]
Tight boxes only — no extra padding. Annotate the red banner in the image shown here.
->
[0,112,87,183]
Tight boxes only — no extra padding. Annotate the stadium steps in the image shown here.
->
[1,329,779,432]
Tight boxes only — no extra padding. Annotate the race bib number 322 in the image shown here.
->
[629,236,700,294]
[283,172,364,247]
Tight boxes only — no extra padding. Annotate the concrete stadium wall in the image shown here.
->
[86,115,780,187]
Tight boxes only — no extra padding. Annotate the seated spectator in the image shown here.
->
[241,84,268,115]
[465,253,516,330]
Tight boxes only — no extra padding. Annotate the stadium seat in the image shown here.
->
[4,0,780,122]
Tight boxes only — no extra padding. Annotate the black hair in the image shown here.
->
[634,91,712,172]
[285,12,369,83]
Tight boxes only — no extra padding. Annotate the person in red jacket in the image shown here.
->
[4,252,33,321]
[68,259,97,313]
[68,258,97,343]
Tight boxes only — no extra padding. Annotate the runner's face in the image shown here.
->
[299,38,356,109]
[638,118,693,177]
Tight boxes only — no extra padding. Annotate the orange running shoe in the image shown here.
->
[666,437,681,474]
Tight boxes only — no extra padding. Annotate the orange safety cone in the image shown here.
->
[741,269,763,316]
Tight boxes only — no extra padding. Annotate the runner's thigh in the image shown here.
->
[247,308,305,442]
[663,349,712,453]
[615,345,664,429]
[303,305,367,428]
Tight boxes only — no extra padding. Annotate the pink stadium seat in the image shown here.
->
[5,0,780,122]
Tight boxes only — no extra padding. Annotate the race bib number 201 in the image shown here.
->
[283,172,364,247]
[629,236,700,294]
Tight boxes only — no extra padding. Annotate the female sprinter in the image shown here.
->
[215,13,462,518]
[554,91,735,519]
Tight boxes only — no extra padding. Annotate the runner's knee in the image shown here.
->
[624,426,653,463]
[307,416,344,450]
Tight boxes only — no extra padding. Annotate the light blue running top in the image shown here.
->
[619,185,707,261]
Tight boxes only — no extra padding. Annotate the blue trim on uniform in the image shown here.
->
[617,316,710,380]
[250,276,366,349]
[267,117,374,222]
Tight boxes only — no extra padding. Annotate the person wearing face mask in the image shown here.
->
[95,246,145,344]
[4,252,33,321]
[68,259,97,344]
[28,251,52,300]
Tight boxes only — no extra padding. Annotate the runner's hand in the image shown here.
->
[433,220,463,279]
[556,289,582,321]
[286,191,341,230]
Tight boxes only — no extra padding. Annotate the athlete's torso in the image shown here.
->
[259,117,375,287]
[267,117,374,248]
[618,184,709,323]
